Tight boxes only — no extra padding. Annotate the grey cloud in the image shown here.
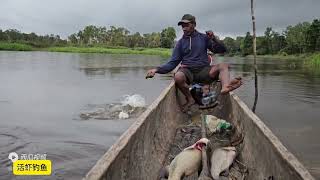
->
[0,0,319,39]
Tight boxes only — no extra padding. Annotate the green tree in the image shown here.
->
[241,32,253,56]
[160,27,176,48]
[264,27,272,54]
[0,29,7,41]
[256,36,268,55]
[97,26,107,44]
[28,32,38,42]
[127,32,144,48]
[77,31,84,45]
[235,37,243,51]
[223,37,238,55]
[284,22,310,54]
[144,32,161,48]
[5,29,22,42]
[68,33,78,44]
[108,26,130,46]
[271,31,286,54]
[306,19,320,52]
[82,25,99,45]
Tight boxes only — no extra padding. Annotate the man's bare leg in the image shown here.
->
[209,63,242,94]
[174,72,195,112]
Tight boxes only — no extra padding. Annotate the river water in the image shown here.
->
[0,51,319,179]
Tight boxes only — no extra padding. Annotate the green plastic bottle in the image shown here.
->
[217,120,232,132]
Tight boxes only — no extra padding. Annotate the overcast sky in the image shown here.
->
[1,0,319,39]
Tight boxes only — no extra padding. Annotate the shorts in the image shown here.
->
[177,66,218,84]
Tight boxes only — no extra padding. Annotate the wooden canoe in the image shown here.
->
[84,81,314,180]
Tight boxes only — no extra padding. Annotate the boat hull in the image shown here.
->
[84,81,314,180]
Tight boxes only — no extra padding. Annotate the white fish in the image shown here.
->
[210,147,236,179]
[160,138,210,180]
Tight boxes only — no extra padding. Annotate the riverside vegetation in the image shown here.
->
[0,18,319,67]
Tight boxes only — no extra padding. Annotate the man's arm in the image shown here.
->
[206,32,227,54]
[156,41,182,74]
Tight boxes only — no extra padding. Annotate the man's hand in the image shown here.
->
[206,30,214,39]
[206,30,220,42]
[146,68,157,79]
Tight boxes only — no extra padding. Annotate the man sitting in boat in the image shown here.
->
[146,14,242,111]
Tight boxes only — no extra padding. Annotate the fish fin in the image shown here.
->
[221,169,230,176]
[159,165,169,179]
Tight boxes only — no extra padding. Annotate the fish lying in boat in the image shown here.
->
[160,138,209,180]
[210,146,236,179]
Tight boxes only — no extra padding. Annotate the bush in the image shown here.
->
[307,53,320,68]
[0,42,33,51]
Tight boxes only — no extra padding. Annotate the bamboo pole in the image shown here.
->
[251,0,258,112]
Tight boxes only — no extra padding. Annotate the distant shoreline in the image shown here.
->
[0,42,319,68]
[227,53,320,68]
[0,42,172,58]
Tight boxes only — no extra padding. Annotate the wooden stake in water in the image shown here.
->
[251,0,259,112]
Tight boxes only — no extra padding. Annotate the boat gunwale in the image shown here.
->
[229,92,314,179]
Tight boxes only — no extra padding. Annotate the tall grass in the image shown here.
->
[306,53,320,68]
[0,43,172,58]
[0,42,33,51]
[46,46,172,58]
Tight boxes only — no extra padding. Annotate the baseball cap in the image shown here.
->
[178,14,196,26]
